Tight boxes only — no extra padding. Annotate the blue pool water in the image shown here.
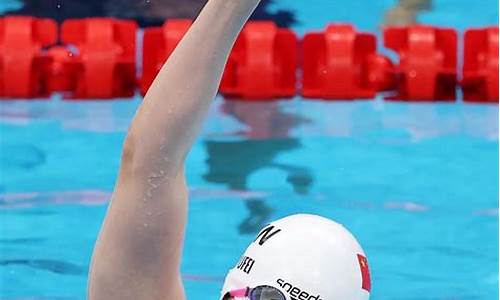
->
[1,97,498,299]
[1,1,499,300]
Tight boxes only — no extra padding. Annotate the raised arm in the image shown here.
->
[88,1,261,299]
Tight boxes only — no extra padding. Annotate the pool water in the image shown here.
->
[1,0,499,299]
[1,97,498,299]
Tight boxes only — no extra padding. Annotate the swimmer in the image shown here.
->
[88,1,371,300]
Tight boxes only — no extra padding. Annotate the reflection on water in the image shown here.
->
[0,259,85,275]
[0,144,46,170]
[1,96,498,140]
[203,100,313,234]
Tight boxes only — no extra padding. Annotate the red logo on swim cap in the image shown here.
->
[357,254,371,292]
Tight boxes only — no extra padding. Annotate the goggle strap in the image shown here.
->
[228,287,250,298]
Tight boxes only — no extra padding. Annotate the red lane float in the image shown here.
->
[46,46,78,93]
[0,16,497,104]
[302,24,394,100]
[462,27,499,102]
[220,21,298,100]
[61,18,137,99]
[0,16,57,98]
[141,19,192,96]
[384,25,457,101]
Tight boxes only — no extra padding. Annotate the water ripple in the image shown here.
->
[0,259,85,275]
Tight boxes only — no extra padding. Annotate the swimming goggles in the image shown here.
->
[223,285,286,300]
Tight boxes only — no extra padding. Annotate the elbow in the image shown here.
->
[123,133,136,162]
[121,133,138,174]
[120,131,186,178]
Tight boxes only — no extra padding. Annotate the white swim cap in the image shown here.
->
[221,214,371,300]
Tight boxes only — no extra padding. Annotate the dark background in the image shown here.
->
[3,0,297,27]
